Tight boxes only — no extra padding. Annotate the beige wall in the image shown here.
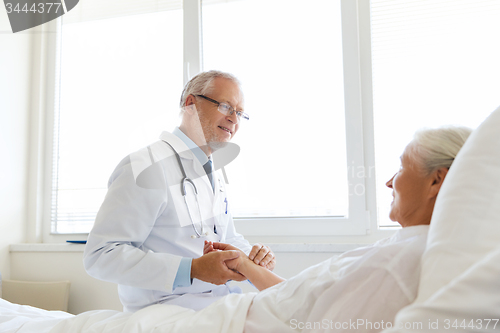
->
[0,8,31,278]
[10,250,123,314]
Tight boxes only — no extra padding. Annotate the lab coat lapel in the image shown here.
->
[158,131,196,162]
[159,131,211,191]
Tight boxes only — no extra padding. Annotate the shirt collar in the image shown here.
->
[172,127,210,165]
[392,224,430,242]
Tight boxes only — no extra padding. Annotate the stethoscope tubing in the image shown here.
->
[162,140,206,238]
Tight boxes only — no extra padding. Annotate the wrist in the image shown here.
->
[190,257,199,280]
[237,257,252,274]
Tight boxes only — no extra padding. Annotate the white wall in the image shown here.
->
[0,8,31,278]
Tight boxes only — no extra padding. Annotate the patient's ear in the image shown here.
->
[429,167,449,199]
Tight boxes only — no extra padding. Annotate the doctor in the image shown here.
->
[83,70,276,312]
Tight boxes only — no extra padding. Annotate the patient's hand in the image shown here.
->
[204,241,275,271]
[204,242,285,291]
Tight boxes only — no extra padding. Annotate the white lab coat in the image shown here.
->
[83,131,252,312]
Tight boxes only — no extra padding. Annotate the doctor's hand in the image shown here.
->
[191,250,247,285]
[249,243,276,271]
[204,242,250,275]
[203,240,240,254]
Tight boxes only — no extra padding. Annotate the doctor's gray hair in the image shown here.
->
[409,126,473,175]
[179,70,242,109]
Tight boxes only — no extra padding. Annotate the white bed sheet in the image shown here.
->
[0,298,73,333]
[0,292,255,333]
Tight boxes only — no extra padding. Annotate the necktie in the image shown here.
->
[203,159,215,192]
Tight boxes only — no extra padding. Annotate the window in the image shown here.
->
[49,0,371,239]
[371,0,500,226]
[54,1,183,233]
[202,0,348,218]
[46,0,500,239]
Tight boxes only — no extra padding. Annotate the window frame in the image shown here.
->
[33,0,386,243]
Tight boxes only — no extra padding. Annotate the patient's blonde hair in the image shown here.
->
[410,126,473,175]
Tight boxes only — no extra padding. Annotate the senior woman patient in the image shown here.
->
[205,126,471,333]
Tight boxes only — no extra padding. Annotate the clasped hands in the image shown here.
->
[190,241,275,286]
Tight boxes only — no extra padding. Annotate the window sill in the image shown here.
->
[10,243,86,253]
[10,242,366,253]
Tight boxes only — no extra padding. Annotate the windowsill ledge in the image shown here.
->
[10,243,366,253]
[10,243,86,253]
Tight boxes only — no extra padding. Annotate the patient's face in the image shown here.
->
[386,143,434,227]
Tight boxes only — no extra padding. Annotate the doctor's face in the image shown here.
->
[385,143,435,228]
[196,77,244,148]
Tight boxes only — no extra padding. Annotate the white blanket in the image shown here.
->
[0,293,255,333]
[245,225,429,333]
[0,299,73,333]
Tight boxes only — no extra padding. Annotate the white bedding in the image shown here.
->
[245,226,428,333]
[0,292,255,333]
[0,299,73,333]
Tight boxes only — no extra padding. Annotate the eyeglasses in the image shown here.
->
[195,95,249,123]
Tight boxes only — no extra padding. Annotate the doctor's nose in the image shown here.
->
[226,112,238,124]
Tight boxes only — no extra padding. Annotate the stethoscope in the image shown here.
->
[163,140,210,239]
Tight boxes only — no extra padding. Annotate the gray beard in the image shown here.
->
[208,140,228,152]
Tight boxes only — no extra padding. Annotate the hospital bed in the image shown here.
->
[1,280,70,312]
[1,105,499,333]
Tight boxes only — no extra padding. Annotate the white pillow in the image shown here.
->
[383,105,500,332]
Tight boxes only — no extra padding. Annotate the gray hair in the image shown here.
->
[179,70,242,108]
[410,126,473,175]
